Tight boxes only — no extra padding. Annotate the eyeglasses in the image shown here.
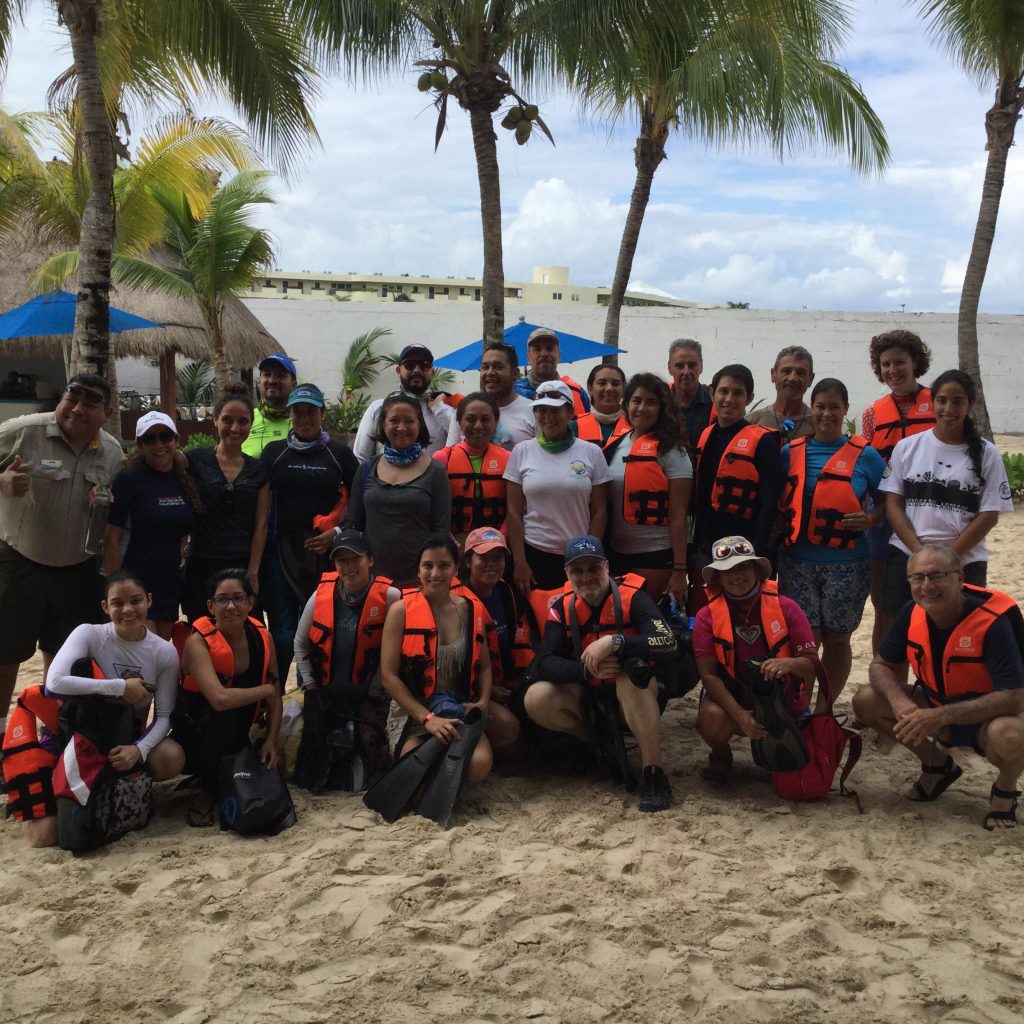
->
[401,358,432,372]
[63,384,106,408]
[906,570,957,586]
[211,593,251,607]
[139,430,176,445]
[713,539,754,560]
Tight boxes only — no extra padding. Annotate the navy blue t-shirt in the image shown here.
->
[881,593,1024,692]
[108,462,195,563]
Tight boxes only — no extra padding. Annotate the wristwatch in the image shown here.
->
[610,634,624,654]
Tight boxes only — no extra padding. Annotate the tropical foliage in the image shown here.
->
[175,359,215,404]
[571,0,890,350]
[913,0,1024,438]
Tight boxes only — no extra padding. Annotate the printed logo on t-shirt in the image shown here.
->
[1000,481,1011,500]
[113,661,144,678]
[735,625,762,645]
[569,461,587,477]
[157,496,186,507]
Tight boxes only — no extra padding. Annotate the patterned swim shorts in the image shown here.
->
[778,554,871,635]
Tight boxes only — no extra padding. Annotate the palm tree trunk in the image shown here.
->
[957,80,1022,440]
[603,111,667,359]
[61,0,114,384]
[468,103,505,348]
[208,306,230,390]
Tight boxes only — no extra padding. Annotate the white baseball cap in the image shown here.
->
[135,411,178,440]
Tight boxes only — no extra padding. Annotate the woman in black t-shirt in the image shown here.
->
[183,383,270,622]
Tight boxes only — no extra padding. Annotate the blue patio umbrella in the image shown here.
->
[0,290,164,339]
[433,318,626,371]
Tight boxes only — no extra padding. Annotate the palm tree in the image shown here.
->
[293,0,652,348]
[574,0,890,351]
[112,169,276,388]
[913,0,1023,438]
[0,0,318,379]
[340,327,392,401]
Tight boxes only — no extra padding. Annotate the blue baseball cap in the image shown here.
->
[258,353,297,377]
[286,383,325,409]
[563,535,607,566]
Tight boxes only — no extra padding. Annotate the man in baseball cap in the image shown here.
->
[513,326,590,418]
[353,343,455,462]
[522,535,677,811]
[243,352,298,457]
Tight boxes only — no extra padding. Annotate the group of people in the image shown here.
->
[1,323,1022,844]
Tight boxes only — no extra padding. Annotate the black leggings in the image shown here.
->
[525,543,569,590]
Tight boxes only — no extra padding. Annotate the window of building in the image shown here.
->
[428,286,435,299]
[553,292,562,301]
[474,288,481,301]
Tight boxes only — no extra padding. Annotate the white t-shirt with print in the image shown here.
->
[880,430,1013,562]
[504,438,611,554]
[606,434,693,554]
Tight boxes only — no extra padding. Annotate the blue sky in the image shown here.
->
[2,1,1021,313]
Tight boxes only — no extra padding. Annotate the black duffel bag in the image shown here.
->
[217,745,296,836]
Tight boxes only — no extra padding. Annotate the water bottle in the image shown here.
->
[85,485,111,556]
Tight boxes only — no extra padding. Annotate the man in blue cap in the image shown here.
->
[523,535,677,811]
[243,353,297,456]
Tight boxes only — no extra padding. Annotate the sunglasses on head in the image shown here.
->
[139,430,176,445]
[401,358,432,371]
[714,539,754,560]
[63,384,106,408]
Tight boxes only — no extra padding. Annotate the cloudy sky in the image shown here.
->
[2,1,1021,314]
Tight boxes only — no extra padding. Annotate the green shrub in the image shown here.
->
[1002,452,1024,500]
[183,431,216,451]
[324,394,370,434]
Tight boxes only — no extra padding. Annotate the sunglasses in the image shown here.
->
[401,358,432,371]
[139,430,176,445]
[713,539,754,560]
[63,384,106,408]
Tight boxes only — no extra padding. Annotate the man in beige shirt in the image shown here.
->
[748,345,816,443]
[0,374,124,730]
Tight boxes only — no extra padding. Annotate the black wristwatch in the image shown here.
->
[610,634,625,654]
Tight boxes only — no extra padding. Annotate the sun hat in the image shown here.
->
[135,411,177,440]
[286,383,325,409]
[258,353,297,377]
[464,528,508,556]
[701,536,771,584]
[532,380,574,408]
[564,535,607,566]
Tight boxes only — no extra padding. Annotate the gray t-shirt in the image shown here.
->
[347,457,452,583]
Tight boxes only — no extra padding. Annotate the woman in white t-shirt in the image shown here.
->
[881,368,1013,620]
[604,373,693,603]
[504,380,610,589]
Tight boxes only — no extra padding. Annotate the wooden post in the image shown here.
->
[159,350,176,417]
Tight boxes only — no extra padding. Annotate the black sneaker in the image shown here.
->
[638,765,672,813]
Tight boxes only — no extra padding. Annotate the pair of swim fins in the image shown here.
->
[580,689,638,793]
[745,660,810,773]
[362,708,489,828]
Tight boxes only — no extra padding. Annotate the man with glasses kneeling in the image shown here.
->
[523,535,677,812]
[853,544,1024,831]
[0,374,124,731]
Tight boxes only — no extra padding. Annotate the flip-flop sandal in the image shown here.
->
[187,794,216,828]
[983,785,1020,831]
[908,756,962,802]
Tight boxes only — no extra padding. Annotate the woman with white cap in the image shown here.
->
[503,380,610,590]
[692,535,819,784]
[104,412,200,638]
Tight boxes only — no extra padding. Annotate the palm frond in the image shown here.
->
[914,0,1024,85]
[340,326,392,395]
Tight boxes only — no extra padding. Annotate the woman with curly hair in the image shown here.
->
[104,412,201,638]
[862,329,936,652]
[603,373,692,603]
[880,368,1012,621]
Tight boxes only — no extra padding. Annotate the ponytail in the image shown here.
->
[962,414,986,487]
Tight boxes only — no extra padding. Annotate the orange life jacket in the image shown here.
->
[869,387,934,461]
[610,432,671,527]
[705,579,793,680]
[906,585,1024,707]
[181,616,271,699]
[576,412,630,449]
[454,579,542,686]
[400,590,487,700]
[306,573,393,689]
[783,435,869,549]
[434,442,509,533]
[2,684,62,822]
[312,484,350,533]
[562,376,589,419]
[695,422,775,521]
[553,573,646,688]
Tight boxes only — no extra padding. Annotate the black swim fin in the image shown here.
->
[745,661,810,772]
[415,708,489,828]
[580,689,638,793]
[363,735,446,822]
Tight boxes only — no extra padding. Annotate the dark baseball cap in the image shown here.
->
[398,344,433,363]
[286,383,325,408]
[258,353,297,377]
[331,529,371,557]
[563,535,607,565]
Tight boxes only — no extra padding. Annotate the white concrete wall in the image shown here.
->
[90,301,1023,430]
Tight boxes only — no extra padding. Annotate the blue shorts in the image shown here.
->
[867,521,893,561]
[779,554,871,635]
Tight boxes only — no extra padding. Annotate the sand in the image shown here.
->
[3,442,1024,1024]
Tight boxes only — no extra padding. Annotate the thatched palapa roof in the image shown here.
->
[0,226,282,368]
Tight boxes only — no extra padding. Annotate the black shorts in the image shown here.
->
[882,548,988,616]
[0,542,103,663]
[609,548,673,575]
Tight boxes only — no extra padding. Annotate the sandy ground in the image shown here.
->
[3,441,1024,1024]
